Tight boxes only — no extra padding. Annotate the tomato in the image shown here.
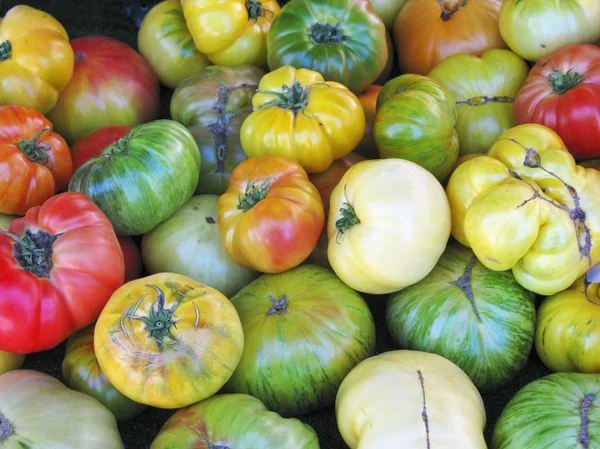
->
[47,36,160,144]
[428,49,529,156]
[0,105,72,215]
[374,75,459,181]
[0,5,74,114]
[70,125,132,172]
[138,0,211,89]
[499,0,600,62]
[0,214,16,231]
[225,265,376,416]
[514,44,600,161]
[0,351,25,375]
[240,66,365,174]
[217,156,324,274]
[394,0,506,75]
[354,85,381,159]
[582,159,600,170]
[170,65,265,195]
[142,195,258,298]
[117,236,142,282]
[373,33,395,86]
[182,0,281,67]
[69,120,201,235]
[267,0,387,94]
[370,0,409,30]
[0,370,123,448]
[327,159,451,294]
[150,394,319,449]
[94,273,244,409]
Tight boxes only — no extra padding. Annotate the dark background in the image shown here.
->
[0,0,551,448]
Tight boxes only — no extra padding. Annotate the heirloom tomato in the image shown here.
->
[117,236,142,282]
[327,159,451,294]
[62,326,146,421]
[514,44,600,160]
[225,265,376,416]
[150,394,319,449]
[217,156,324,274]
[446,124,600,296]
[69,120,200,235]
[267,0,387,94]
[138,0,211,89]
[0,352,24,375]
[394,0,506,75]
[171,65,265,195]
[142,195,258,298]
[370,0,409,30]
[373,33,395,86]
[182,0,281,67]
[0,214,16,231]
[374,75,458,181]
[0,5,74,114]
[0,105,72,215]
[354,85,381,159]
[70,125,131,171]
[428,49,529,156]
[336,351,487,449]
[499,0,600,62]
[94,273,244,409]
[240,66,365,174]
[47,36,159,144]
[0,192,124,354]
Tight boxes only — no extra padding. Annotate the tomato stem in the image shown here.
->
[237,176,272,212]
[335,187,360,237]
[310,22,347,45]
[256,81,312,115]
[9,229,59,278]
[17,127,53,166]
[0,41,10,61]
[438,0,468,21]
[139,285,179,350]
[548,68,585,95]
[266,295,288,315]
[245,0,264,20]
[0,411,14,443]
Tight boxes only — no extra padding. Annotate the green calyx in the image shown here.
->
[237,176,272,212]
[246,0,264,20]
[106,129,136,157]
[18,128,52,166]
[335,201,360,235]
[549,67,585,95]
[9,229,59,278]
[141,285,178,350]
[0,411,13,443]
[0,41,11,61]
[266,295,289,316]
[310,22,346,45]
[257,81,310,113]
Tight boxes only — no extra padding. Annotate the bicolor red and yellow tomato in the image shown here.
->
[70,125,132,172]
[48,36,160,144]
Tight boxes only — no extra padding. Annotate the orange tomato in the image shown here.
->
[354,85,382,159]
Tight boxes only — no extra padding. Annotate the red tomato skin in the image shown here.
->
[70,126,132,171]
[117,236,142,282]
[514,44,600,160]
[0,192,125,354]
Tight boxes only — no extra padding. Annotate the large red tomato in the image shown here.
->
[514,44,600,160]
[70,126,132,171]
[0,105,72,215]
[47,36,159,144]
[0,192,125,353]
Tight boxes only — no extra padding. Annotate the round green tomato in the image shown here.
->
[170,65,264,195]
[141,195,258,298]
[69,120,200,235]
[370,0,409,30]
[62,326,146,422]
[492,372,600,449]
[267,0,388,94]
[150,394,319,449]
[225,264,376,416]
[374,74,459,181]
[387,244,536,392]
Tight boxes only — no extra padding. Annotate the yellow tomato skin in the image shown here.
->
[241,66,366,174]
[0,351,25,375]
[327,159,451,294]
[181,0,280,67]
[447,124,600,296]
[94,273,244,409]
[0,5,74,114]
[336,350,486,449]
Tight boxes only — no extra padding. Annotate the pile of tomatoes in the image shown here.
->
[2,0,600,448]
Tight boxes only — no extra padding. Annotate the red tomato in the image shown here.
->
[47,36,159,144]
[117,236,142,282]
[514,44,600,160]
[70,126,132,171]
[0,105,72,215]
[0,192,125,353]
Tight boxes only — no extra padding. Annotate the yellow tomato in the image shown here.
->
[241,66,366,174]
[0,5,74,114]
[181,0,281,67]
[94,273,244,409]
[327,159,451,294]
[336,350,487,449]
[0,351,25,375]
[138,0,211,89]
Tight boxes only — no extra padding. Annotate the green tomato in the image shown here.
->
[492,372,600,449]
[267,0,388,94]
[225,264,376,416]
[141,195,258,298]
[170,65,264,195]
[374,74,459,181]
[68,120,200,235]
[370,0,409,30]
[386,244,536,392]
[150,394,320,449]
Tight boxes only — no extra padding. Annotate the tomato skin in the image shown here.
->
[47,36,160,144]
[117,236,142,282]
[0,192,125,354]
[70,126,132,172]
[217,156,325,274]
[354,86,382,159]
[370,0,409,30]
[514,44,600,160]
[0,351,25,375]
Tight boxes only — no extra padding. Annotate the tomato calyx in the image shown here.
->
[548,68,585,95]
[141,285,179,350]
[246,0,265,21]
[257,81,312,116]
[0,411,14,443]
[309,22,348,45]
[579,394,595,447]
[8,228,60,278]
[0,41,11,61]
[17,128,53,166]
[237,176,272,212]
[205,216,216,224]
[335,186,360,240]
[266,295,288,315]
[451,255,482,322]
[106,129,137,157]
[456,96,514,107]
[438,0,468,21]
